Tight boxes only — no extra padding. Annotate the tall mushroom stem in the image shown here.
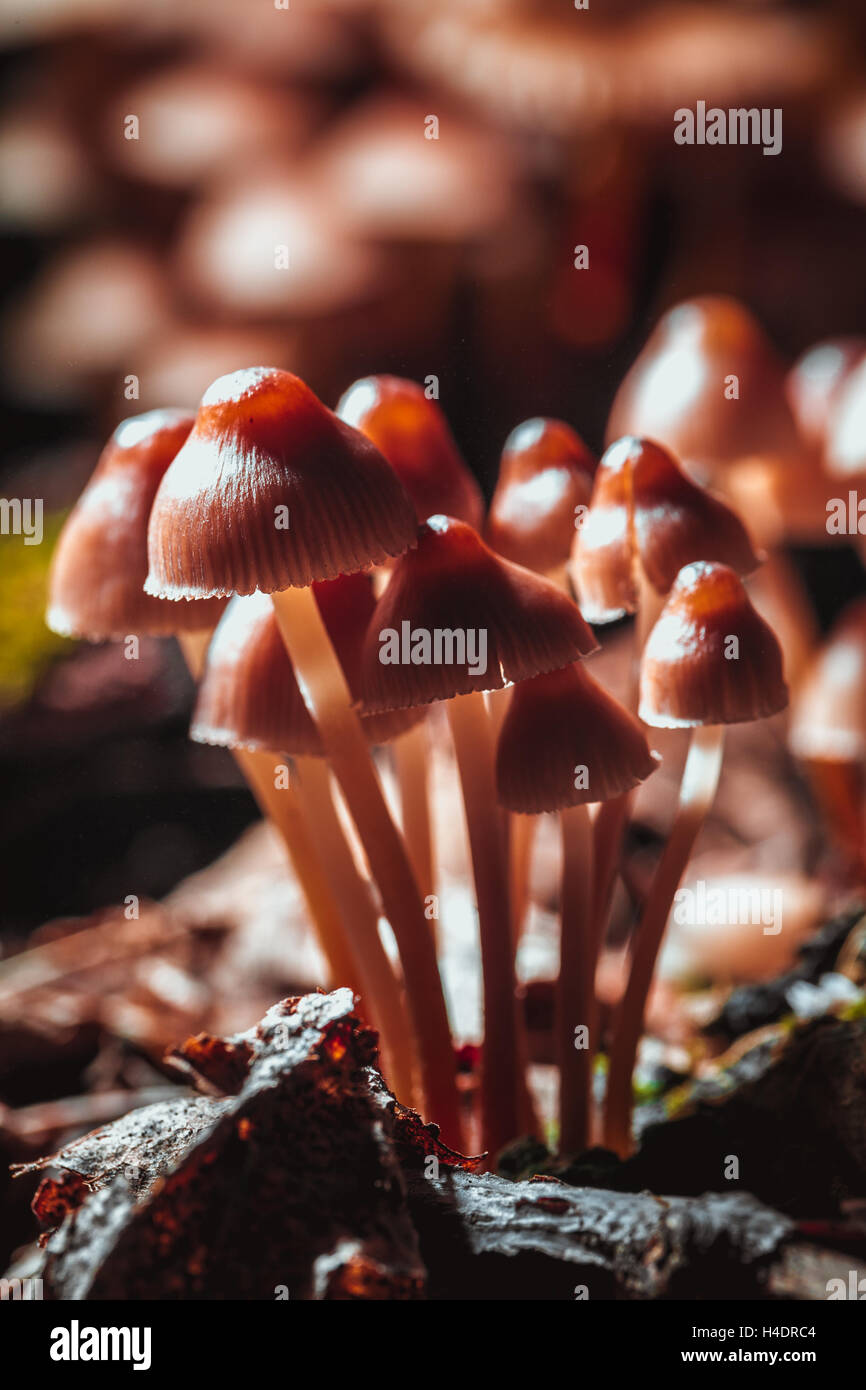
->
[391,721,436,911]
[447,691,522,1156]
[294,755,418,1103]
[558,802,595,1155]
[603,724,726,1157]
[271,583,461,1144]
[177,634,370,1034]
[509,813,536,951]
[233,748,363,996]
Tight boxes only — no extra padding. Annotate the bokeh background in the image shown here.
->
[2,0,866,941]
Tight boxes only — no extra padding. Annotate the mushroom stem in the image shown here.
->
[271,583,461,1144]
[803,758,866,878]
[392,721,436,911]
[177,633,372,1032]
[509,813,536,950]
[588,787,634,1111]
[447,691,522,1156]
[603,724,726,1157]
[176,629,212,680]
[233,747,363,995]
[558,802,594,1155]
[294,755,418,1105]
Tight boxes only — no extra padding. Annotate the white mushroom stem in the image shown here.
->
[448,690,523,1156]
[392,720,436,912]
[603,723,726,1157]
[271,583,462,1145]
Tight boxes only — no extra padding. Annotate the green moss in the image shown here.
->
[0,511,74,709]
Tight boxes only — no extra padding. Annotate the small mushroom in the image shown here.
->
[486,417,595,585]
[360,513,596,1154]
[786,337,866,457]
[337,375,483,906]
[789,599,866,877]
[337,375,483,529]
[604,561,788,1155]
[47,409,223,642]
[496,662,659,1153]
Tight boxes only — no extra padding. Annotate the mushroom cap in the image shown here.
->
[485,417,595,574]
[4,241,171,407]
[786,337,866,454]
[639,561,788,728]
[789,599,866,763]
[176,170,386,320]
[496,661,659,814]
[571,436,761,624]
[826,355,866,479]
[606,297,802,481]
[360,514,598,711]
[145,367,418,600]
[106,62,314,190]
[192,573,422,756]
[336,375,483,529]
[47,409,226,640]
[313,93,516,243]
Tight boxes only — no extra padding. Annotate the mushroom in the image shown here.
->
[312,92,516,245]
[105,62,315,191]
[4,241,171,407]
[486,417,596,587]
[571,434,760,633]
[788,598,866,878]
[496,661,658,1153]
[145,367,461,1141]
[569,435,761,971]
[359,513,597,1154]
[606,298,801,489]
[46,410,223,643]
[603,561,788,1155]
[175,167,387,323]
[605,298,820,684]
[336,375,484,906]
[786,338,866,457]
[337,375,483,529]
[190,580,421,1102]
[44,409,372,1047]
[484,415,597,962]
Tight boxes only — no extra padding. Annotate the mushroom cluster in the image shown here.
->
[47,325,817,1162]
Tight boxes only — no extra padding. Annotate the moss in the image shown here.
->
[0,511,73,709]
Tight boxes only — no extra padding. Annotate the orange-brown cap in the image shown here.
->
[485,417,595,575]
[639,561,788,728]
[606,297,801,481]
[145,367,418,600]
[336,375,483,529]
[360,514,597,711]
[496,662,659,814]
[47,409,226,640]
[570,436,761,623]
[826,355,866,479]
[789,599,866,763]
[192,572,421,754]
[786,338,866,454]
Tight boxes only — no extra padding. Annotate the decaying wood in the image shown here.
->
[8,990,866,1300]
